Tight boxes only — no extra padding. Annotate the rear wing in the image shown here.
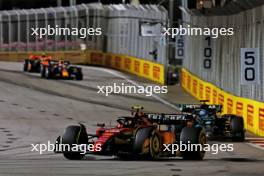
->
[146,113,194,124]
[177,104,222,113]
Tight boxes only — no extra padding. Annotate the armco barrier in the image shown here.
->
[181,68,264,137]
[0,51,164,85]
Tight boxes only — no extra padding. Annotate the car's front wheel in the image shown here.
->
[180,126,206,160]
[76,72,83,80]
[61,125,88,160]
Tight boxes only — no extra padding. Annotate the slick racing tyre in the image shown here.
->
[23,60,29,72]
[230,116,245,142]
[27,61,33,72]
[149,132,160,159]
[69,67,83,81]
[45,68,52,79]
[35,61,41,73]
[41,66,46,78]
[180,127,206,160]
[133,127,160,160]
[61,125,88,160]
[75,71,83,80]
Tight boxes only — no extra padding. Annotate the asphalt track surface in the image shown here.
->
[0,61,263,176]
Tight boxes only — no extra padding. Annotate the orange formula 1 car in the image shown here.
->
[23,54,51,73]
[55,106,206,160]
[41,60,83,80]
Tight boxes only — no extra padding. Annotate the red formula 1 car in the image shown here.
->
[41,60,83,80]
[55,106,206,160]
[23,54,51,72]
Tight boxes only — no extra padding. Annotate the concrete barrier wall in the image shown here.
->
[0,51,164,85]
[181,68,264,137]
[182,5,264,102]
[0,4,167,66]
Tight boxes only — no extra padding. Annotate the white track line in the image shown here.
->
[246,142,264,151]
[245,138,264,151]
[87,67,180,111]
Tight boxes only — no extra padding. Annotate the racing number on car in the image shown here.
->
[203,36,212,69]
[240,48,260,85]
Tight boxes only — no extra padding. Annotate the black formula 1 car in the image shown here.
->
[55,106,207,160]
[178,100,245,141]
[41,60,83,80]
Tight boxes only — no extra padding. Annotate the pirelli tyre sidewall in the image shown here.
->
[230,115,245,142]
[40,66,46,78]
[28,61,33,72]
[75,68,83,80]
[35,61,41,72]
[23,59,29,72]
[61,125,88,160]
[180,126,206,160]
[149,131,160,159]
[45,67,52,79]
[69,67,83,80]
[133,127,161,160]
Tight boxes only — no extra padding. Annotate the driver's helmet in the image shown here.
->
[58,60,64,66]
[199,109,207,116]
[131,105,144,118]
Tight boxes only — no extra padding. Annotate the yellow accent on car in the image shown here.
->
[62,70,69,77]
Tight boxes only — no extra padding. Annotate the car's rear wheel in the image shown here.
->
[133,127,160,160]
[76,72,83,80]
[41,66,46,78]
[180,127,206,160]
[61,125,88,160]
[149,132,160,159]
[23,60,28,72]
[230,116,245,142]
[27,61,33,72]
[45,68,52,79]
[35,61,41,73]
